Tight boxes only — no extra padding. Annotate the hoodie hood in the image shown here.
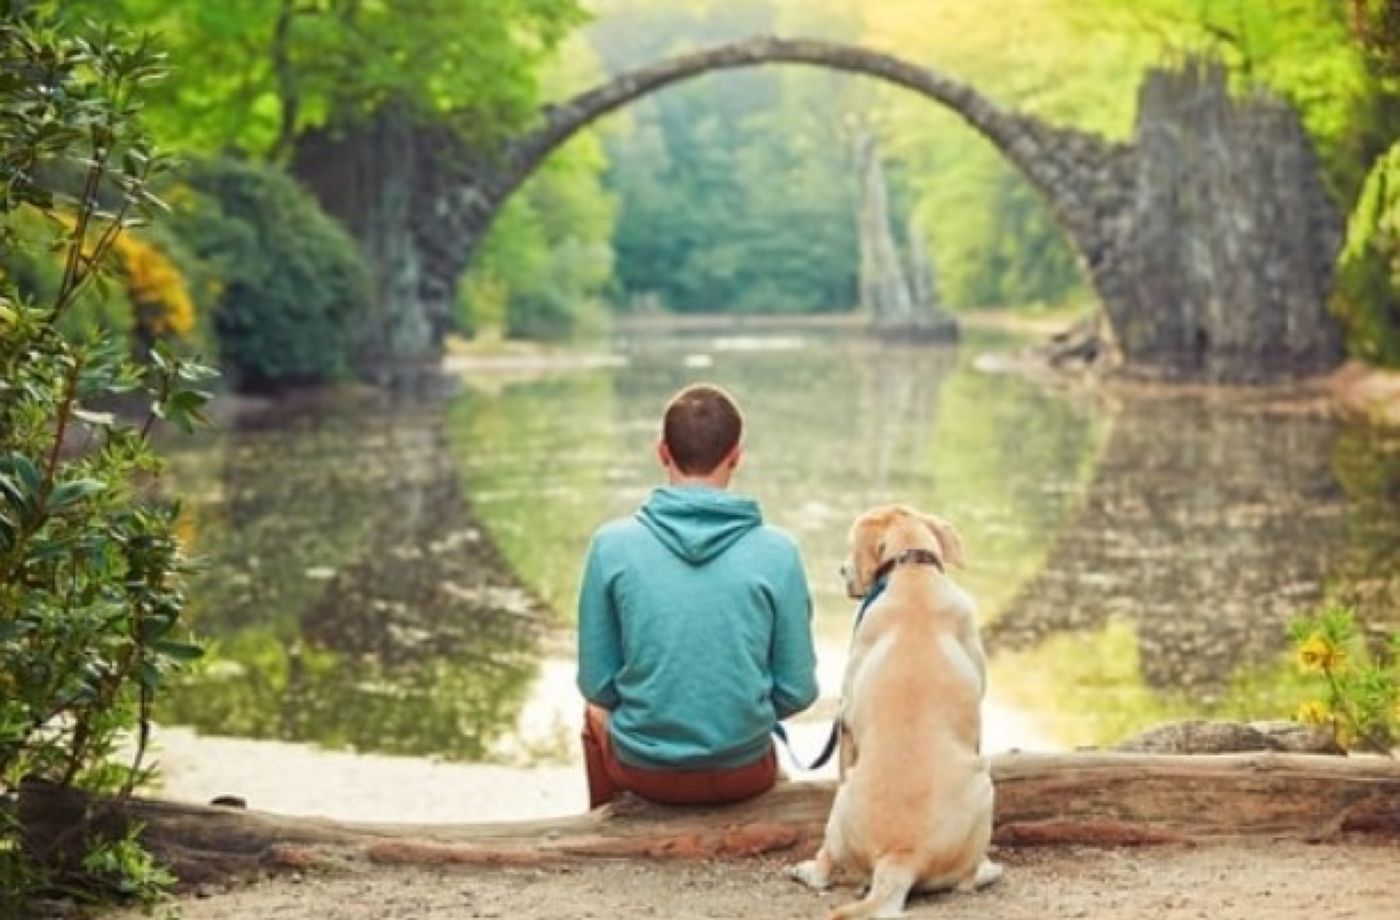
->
[636,486,763,564]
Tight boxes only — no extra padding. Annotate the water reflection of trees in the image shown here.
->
[985,401,1396,700]
[1329,426,1400,620]
[160,400,548,759]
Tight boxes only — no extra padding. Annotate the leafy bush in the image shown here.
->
[169,157,370,390]
[0,194,207,357]
[1,11,214,911]
[0,207,137,340]
[1289,605,1398,753]
[1332,142,1400,367]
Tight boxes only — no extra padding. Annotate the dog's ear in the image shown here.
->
[921,513,967,569]
[849,513,885,593]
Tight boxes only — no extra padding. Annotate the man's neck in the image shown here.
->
[666,472,731,489]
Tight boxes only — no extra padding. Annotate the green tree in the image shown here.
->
[67,0,589,158]
[1333,141,1400,366]
[591,0,860,314]
[80,0,616,348]
[169,157,371,389]
[1,10,213,908]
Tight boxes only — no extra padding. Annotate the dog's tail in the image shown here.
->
[828,861,917,920]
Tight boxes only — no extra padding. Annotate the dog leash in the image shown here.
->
[772,719,840,771]
[772,576,891,771]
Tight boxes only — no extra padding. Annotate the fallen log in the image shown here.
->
[19,752,1400,887]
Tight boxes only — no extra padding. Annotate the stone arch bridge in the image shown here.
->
[294,37,1342,385]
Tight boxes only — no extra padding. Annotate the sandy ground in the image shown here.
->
[145,725,590,824]
[108,839,1400,920]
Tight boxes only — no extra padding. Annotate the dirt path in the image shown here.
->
[112,839,1399,920]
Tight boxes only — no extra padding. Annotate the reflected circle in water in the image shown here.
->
[160,330,1400,758]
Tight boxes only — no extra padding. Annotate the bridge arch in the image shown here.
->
[486,37,1129,292]
[300,37,1340,384]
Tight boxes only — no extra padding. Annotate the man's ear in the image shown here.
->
[657,439,674,470]
[726,444,743,471]
[921,513,967,569]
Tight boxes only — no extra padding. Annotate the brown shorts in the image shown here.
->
[581,704,778,809]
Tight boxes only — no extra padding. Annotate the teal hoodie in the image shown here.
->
[577,486,819,769]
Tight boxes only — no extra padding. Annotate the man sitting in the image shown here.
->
[577,383,819,807]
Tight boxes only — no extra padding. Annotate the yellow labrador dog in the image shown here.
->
[789,505,1001,918]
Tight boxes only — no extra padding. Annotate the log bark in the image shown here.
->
[19,752,1399,887]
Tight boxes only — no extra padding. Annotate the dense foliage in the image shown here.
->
[0,10,211,908]
[590,0,859,314]
[171,158,370,389]
[80,0,603,343]
[1334,142,1400,366]
[65,0,589,157]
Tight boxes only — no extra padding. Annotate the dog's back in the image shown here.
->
[791,506,1001,919]
[839,573,991,874]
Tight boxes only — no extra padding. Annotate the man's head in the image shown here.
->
[658,383,744,486]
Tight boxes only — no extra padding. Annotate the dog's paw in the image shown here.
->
[971,859,1004,890]
[787,860,831,891]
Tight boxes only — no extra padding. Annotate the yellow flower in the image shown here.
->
[1296,633,1346,673]
[50,208,197,340]
[173,506,198,554]
[112,232,197,338]
[1296,700,1330,725]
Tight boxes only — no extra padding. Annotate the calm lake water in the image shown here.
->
[159,329,1399,763]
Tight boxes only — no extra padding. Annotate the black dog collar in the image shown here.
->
[870,547,945,584]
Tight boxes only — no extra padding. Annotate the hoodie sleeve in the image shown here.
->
[576,534,622,709]
[770,544,819,720]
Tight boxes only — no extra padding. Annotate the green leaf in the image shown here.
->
[73,407,117,427]
[149,639,203,662]
[137,660,163,690]
[48,477,105,511]
[6,453,42,497]
[136,606,177,642]
[148,340,171,370]
[163,387,212,434]
[27,536,75,562]
[0,473,27,511]
[175,360,220,383]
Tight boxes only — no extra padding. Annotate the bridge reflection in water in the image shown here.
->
[159,331,1398,762]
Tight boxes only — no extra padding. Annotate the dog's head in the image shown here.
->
[841,504,966,598]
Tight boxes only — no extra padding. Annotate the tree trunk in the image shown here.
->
[20,752,1399,888]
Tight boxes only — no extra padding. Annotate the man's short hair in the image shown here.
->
[662,384,744,475]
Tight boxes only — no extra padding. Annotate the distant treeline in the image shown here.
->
[9,0,1396,383]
